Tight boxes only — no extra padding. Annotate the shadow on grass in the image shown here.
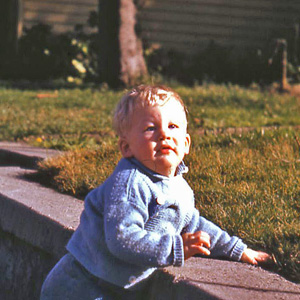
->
[21,171,86,200]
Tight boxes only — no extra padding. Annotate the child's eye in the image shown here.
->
[145,126,156,132]
[169,124,179,129]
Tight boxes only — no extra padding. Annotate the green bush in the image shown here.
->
[144,39,300,86]
[1,23,99,82]
[145,41,277,85]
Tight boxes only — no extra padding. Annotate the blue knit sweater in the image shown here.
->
[67,157,246,289]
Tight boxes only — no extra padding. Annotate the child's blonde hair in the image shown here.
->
[113,85,187,137]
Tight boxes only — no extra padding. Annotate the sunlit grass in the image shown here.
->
[186,129,299,282]
[0,87,122,148]
[1,84,300,148]
[38,140,121,198]
[180,84,300,128]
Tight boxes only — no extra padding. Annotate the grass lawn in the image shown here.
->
[0,83,299,282]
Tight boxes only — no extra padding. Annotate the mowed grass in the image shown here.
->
[1,84,300,147]
[0,84,299,281]
[0,87,123,148]
[186,130,299,283]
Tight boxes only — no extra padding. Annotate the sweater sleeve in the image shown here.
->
[183,209,247,261]
[104,170,184,268]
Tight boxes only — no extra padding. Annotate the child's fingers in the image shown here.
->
[191,231,211,248]
[255,251,273,263]
[241,250,257,265]
[241,249,273,266]
[182,232,212,259]
[249,256,258,265]
[191,244,211,256]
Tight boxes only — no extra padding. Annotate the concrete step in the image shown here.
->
[150,257,300,300]
[0,142,82,257]
[0,142,83,299]
[0,141,60,169]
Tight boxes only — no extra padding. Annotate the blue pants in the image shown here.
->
[40,253,147,300]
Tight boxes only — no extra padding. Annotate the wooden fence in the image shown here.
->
[138,0,300,53]
[23,0,98,33]
[4,0,300,55]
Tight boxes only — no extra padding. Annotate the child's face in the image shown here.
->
[119,98,191,177]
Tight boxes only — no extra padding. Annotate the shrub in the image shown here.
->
[1,23,99,82]
[144,40,300,86]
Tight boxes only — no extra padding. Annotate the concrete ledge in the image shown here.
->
[0,142,299,300]
[0,143,83,299]
[151,258,300,300]
[0,141,60,169]
[0,166,83,258]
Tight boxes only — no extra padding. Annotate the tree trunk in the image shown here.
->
[0,0,23,60]
[98,0,147,87]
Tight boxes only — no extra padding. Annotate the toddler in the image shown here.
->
[41,85,270,300]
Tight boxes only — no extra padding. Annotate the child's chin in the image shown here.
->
[156,159,178,172]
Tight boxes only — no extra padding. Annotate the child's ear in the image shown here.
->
[119,138,133,158]
[184,133,191,155]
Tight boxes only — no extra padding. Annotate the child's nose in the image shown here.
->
[159,127,171,140]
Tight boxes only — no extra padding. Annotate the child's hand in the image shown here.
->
[241,248,272,265]
[182,231,211,260]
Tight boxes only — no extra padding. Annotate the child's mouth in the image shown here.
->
[159,145,174,154]
[160,148,171,154]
